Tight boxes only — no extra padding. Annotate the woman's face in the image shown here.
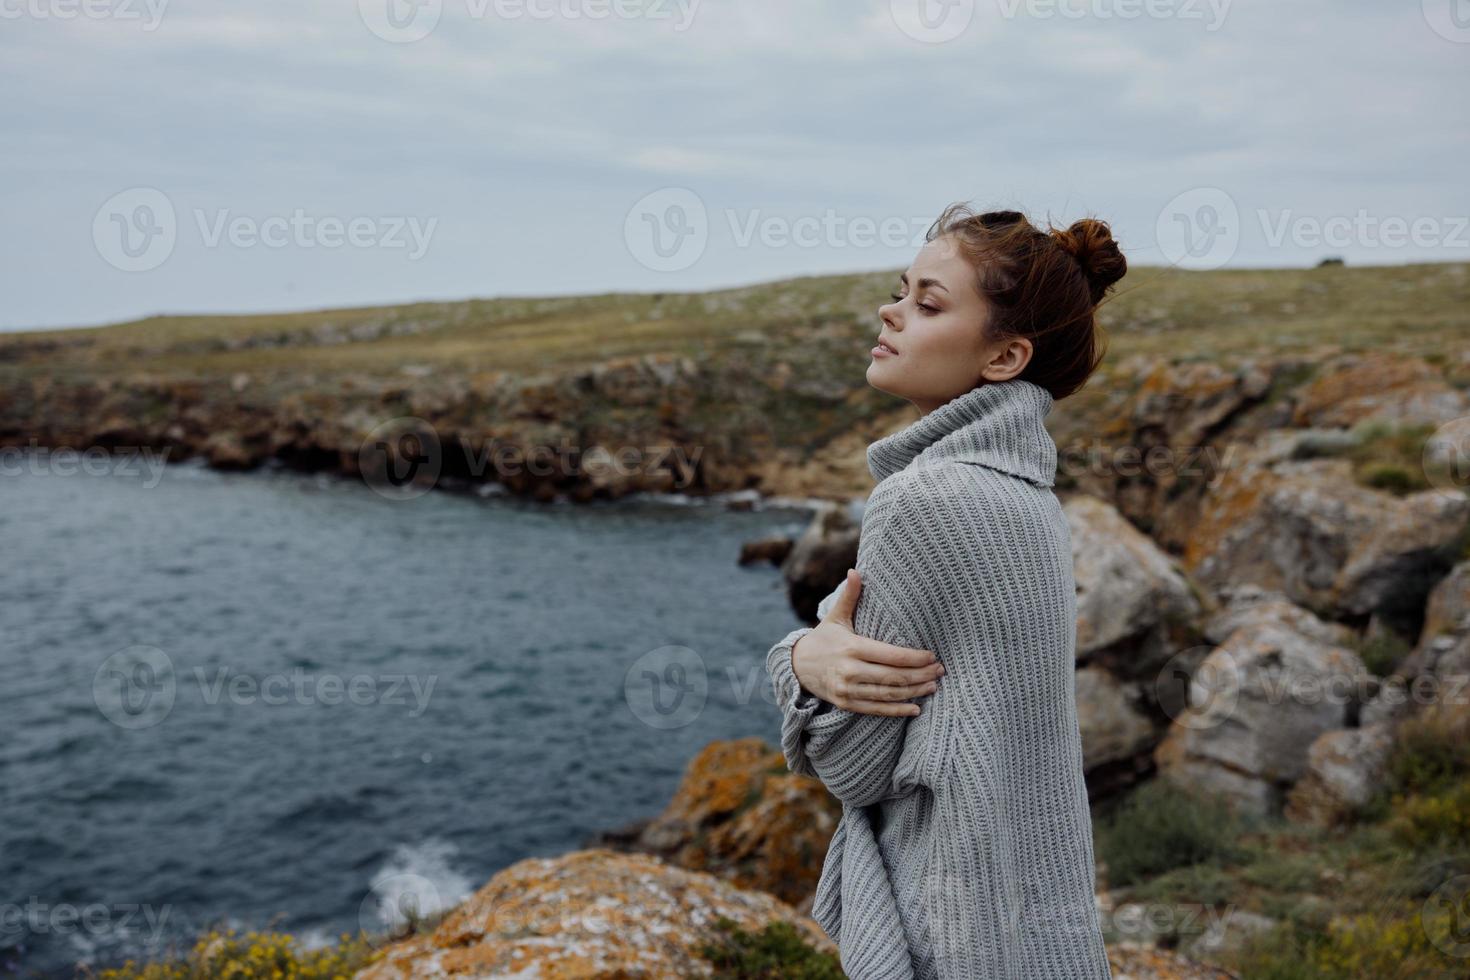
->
[868,234,1032,414]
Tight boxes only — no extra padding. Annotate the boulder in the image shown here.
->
[1076,666,1158,795]
[1283,722,1396,826]
[202,431,257,470]
[779,503,860,623]
[1202,584,1357,649]
[1154,607,1372,817]
[1067,494,1207,681]
[737,534,793,567]
[1105,941,1242,980]
[1289,353,1470,430]
[593,738,838,909]
[1185,433,1469,634]
[1181,909,1279,968]
[1365,559,1470,725]
[354,849,835,980]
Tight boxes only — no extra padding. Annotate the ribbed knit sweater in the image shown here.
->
[766,378,1112,979]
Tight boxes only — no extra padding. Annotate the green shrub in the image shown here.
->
[697,916,845,979]
[1360,463,1419,495]
[1390,780,1470,849]
[1312,904,1468,979]
[1229,904,1470,980]
[1383,708,1470,801]
[84,928,381,980]
[1096,779,1250,887]
[1355,628,1411,678]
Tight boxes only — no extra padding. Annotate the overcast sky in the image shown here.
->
[2,0,1466,331]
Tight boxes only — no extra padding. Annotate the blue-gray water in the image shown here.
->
[0,456,813,976]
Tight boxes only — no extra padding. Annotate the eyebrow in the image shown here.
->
[899,272,948,293]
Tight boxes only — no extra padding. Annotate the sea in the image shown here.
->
[0,451,821,976]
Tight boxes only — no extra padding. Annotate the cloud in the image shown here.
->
[1,0,1464,329]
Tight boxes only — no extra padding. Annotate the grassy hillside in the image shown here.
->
[7,262,1468,383]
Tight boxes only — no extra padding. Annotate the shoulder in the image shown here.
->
[864,461,1011,529]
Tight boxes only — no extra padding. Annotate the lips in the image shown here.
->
[876,337,899,354]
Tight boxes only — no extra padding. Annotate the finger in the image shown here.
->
[838,698,922,717]
[852,636,940,668]
[846,662,946,687]
[845,679,939,702]
[825,568,863,625]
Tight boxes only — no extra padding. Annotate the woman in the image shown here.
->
[765,203,1125,979]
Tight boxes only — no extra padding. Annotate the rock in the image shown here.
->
[1202,584,1357,649]
[1290,353,1470,430]
[353,849,835,980]
[1420,559,1470,642]
[1047,358,1284,556]
[1283,722,1396,826]
[1181,909,1279,967]
[1106,941,1241,980]
[1068,494,1207,681]
[202,431,256,470]
[1076,666,1157,795]
[1154,610,1371,817]
[737,534,793,567]
[779,503,860,623]
[1367,559,1470,725]
[595,738,838,909]
[1186,436,1469,634]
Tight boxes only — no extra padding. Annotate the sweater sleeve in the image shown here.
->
[765,487,933,807]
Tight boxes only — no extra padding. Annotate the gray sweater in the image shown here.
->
[766,378,1112,979]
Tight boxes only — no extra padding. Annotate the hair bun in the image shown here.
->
[1052,218,1126,303]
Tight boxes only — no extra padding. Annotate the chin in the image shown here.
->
[865,362,903,398]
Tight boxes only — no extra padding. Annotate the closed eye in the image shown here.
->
[890,292,939,314]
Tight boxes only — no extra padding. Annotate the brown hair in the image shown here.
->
[924,202,1125,400]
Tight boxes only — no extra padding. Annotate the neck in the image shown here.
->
[865,379,1058,487]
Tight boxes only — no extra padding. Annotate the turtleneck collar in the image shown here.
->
[865,378,1058,488]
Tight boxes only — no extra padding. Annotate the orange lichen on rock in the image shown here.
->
[356,848,834,980]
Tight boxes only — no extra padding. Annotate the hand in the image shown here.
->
[790,568,945,717]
